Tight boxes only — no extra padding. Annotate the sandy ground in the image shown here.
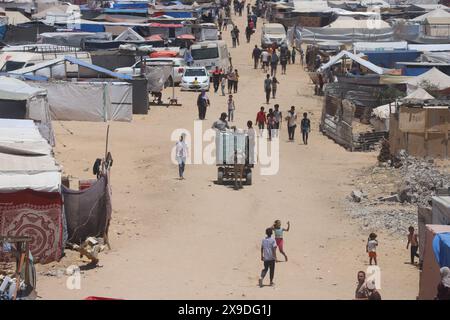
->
[36,11,419,299]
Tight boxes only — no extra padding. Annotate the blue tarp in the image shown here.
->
[401,66,432,76]
[79,24,105,33]
[113,3,148,9]
[64,56,133,80]
[103,8,147,14]
[433,232,450,268]
[363,50,421,69]
[0,25,6,40]
[159,11,193,18]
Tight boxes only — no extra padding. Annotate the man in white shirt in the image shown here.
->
[175,133,188,180]
[261,50,270,72]
[285,106,297,141]
[259,228,278,287]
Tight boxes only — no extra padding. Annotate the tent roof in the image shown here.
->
[114,27,145,42]
[0,119,60,192]
[425,16,450,24]
[404,87,435,100]
[0,76,46,100]
[32,6,65,19]
[5,10,30,25]
[326,16,390,29]
[406,67,450,90]
[318,50,386,74]
[412,8,450,22]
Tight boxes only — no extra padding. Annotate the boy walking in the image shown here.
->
[407,226,419,264]
[259,228,278,287]
[366,233,378,266]
[227,94,235,122]
[300,112,311,145]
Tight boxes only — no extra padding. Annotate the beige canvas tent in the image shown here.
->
[406,67,450,94]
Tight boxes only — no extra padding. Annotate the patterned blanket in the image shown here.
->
[0,190,63,264]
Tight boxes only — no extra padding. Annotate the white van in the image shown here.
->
[261,23,287,48]
[190,40,230,75]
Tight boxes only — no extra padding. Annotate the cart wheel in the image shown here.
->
[245,170,252,185]
[218,168,224,184]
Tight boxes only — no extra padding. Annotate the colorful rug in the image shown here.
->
[0,190,63,264]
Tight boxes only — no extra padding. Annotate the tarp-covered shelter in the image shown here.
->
[114,27,145,42]
[318,50,388,75]
[406,67,450,93]
[0,76,55,145]
[300,16,394,43]
[419,225,450,300]
[0,119,63,264]
[412,8,450,22]
[4,10,30,25]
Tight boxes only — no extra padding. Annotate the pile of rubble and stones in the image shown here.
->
[346,149,450,235]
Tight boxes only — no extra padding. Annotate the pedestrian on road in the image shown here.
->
[247,3,251,15]
[261,49,270,72]
[221,70,226,96]
[406,226,419,265]
[264,74,272,104]
[272,220,289,261]
[256,106,267,137]
[252,45,262,69]
[280,52,288,75]
[366,233,378,266]
[300,112,311,145]
[270,52,279,77]
[197,90,210,120]
[355,271,369,300]
[271,76,279,99]
[267,108,275,140]
[245,24,252,43]
[212,112,230,131]
[291,46,296,64]
[212,66,222,93]
[218,13,223,31]
[286,48,291,64]
[251,13,257,28]
[273,104,282,137]
[259,228,278,287]
[227,68,236,94]
[231,27,237,48]
[233,69,239,93]
[285,106,297,141]
[246,120,256,164]
[227,94,235,122]
[175,133,188,180]
[234,25,240,46]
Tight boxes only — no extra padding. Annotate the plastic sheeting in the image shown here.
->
[318,50,386,74]
[433,232,450,268]
[406,67,450,93]
[432,196,450,226]
[31,81,132,122]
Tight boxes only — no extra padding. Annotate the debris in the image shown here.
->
[351,190,366,203]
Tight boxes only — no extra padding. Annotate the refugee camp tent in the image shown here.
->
[353,41,408,52]
[4,10,30,25]
[318,50,387,74]
[406,67,450,93]
[114,27,145,42]
[412,8,450,22]
[0,118,63,264]
[300,16,394,43]
[0,76,55,145]
[419,225,450,300]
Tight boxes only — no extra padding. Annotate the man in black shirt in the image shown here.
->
[300,112,311,145]
[252,45,261,69]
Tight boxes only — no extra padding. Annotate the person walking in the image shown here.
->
[273,104,282,138]
[227,94,235,122]
[270,51,279,77]
[252,45,262,69]
[285,106,297,141]
[218,13,223,31]
[212,66,222,93]
[291,46,296,64]
[267,108,275,140]
[227,68,236,94]
[407,226,420,265]
[272,220,290,261]
[212,112,230,131]
[271,76,279,99]
[366,233,378,266]
[286,48,291,65]
[231,27,237,48]
[264,74,272,104]
[245,24,252,43]
[247,2,251,15]
[300,112,311,145]
[234,25,240,46]
[256,106,267,137]
[261,49,270,72]
[175,133,188,180]
[259,228,278,287]
[196,90,210,120]
[280,51,288,75]
[221,69,227,96]
[233,69,239,93]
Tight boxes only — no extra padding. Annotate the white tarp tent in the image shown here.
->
[353,41,408,52]
[406,67,450,93]
[0,118,61,192]
[318,50,386,74]
[30,81,133,122]
[0,76,55,146]
[300,16,394,43]
[411,8,450,22]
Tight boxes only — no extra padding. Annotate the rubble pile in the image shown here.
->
[396,151,450,207]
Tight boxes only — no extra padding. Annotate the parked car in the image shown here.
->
[114,57,186,85]
[180,67,210,91]
[261,23,287,48]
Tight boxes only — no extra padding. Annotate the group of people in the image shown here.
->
[211,66,240,97]
[252,44,298,76]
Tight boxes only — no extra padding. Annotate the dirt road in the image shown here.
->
[36,10,418,299]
